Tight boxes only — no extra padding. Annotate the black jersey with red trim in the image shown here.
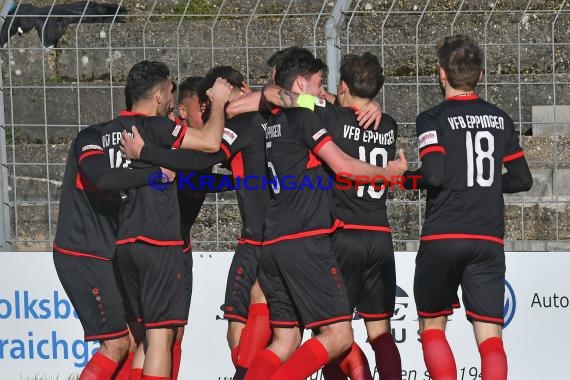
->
[110,111,187,246]
[313,102,397,227]
[418,94,525,239]
[54,125,121,259]
[263,108,334,242]
[219,112,269,242]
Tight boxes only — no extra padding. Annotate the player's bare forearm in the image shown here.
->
[262,83,299,108]
[226,92,262,118]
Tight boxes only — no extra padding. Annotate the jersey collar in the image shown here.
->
[119,110,148,117]
[445,93,479,101]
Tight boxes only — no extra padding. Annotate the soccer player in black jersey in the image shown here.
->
[401,35,532,380]
[260,52,402,380]
[244,51,407,380]
[53,124,173,379]
[121,66,272,379]
[110,61,231,379]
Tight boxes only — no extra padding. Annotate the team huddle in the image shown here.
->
[53,35,532,380]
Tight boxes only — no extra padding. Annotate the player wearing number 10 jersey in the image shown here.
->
[402,35,532,380]
[312,52,402,380]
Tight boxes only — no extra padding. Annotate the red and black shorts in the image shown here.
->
[53,251,129,342]
[223,242,261,323]
[332,229,396,320]
[414,238,506,325]
[258,235,352,329]
[115,242,187,329]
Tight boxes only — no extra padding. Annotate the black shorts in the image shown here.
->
[258,235,352,329]
[53,251,129,342]
[182,248,193,319]
[332,229,396,320]
[114,243,187,328]
[414,239,506,325]
[223,243,261,323]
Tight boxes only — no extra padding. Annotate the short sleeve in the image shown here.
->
[415,111,446,159]
[502,115,525,163]
[74,128,105,164]
[145,117,188,149]
[297,109,332,154]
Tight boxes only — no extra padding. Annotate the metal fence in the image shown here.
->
[0,0,568,252]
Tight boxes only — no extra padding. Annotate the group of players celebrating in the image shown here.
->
[53,34,532,380]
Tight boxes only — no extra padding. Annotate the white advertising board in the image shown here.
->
[0,251,568,379]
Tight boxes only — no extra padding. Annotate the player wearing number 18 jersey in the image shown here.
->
[402,35,532,380]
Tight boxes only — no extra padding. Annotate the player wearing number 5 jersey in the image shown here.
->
[402,35,532,380]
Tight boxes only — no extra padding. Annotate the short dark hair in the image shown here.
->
[126,60,171,103]
[266,46,314,68]
[437,34,482,91]
[178,76,203,103]
[339,53,384,99]
[274,52,328,91]
[199,65,244,103]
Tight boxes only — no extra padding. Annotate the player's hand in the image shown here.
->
[241,81,252,95]
[120,126,144,160]
[322,91,336,105]
[160,167,176,183]
[206,77,232,106]
[356,100,382,130]
[386,148,408,177]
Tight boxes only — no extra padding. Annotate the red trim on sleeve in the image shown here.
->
[84,328,129,342]
[115,236,185,246]
[466,311,503,324]
[420,233,504,245]
[78,150,105,163]
[224,314,248,323]
[171,124,187,149]
[306,151,322,169]
[220,144,232,160]
[53,243,111,261]
[419,145,446,159]
[304,315,353,329]
[119,110,148,117]
[237,237,263,246]
[262,219,343,246]
[503,151,525,163]
[145,320,187,328]
[342,224,392,233]
[313,135,333,155]
[445,93,479,101]
[230,152,244,178]
[417,309,454,318]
